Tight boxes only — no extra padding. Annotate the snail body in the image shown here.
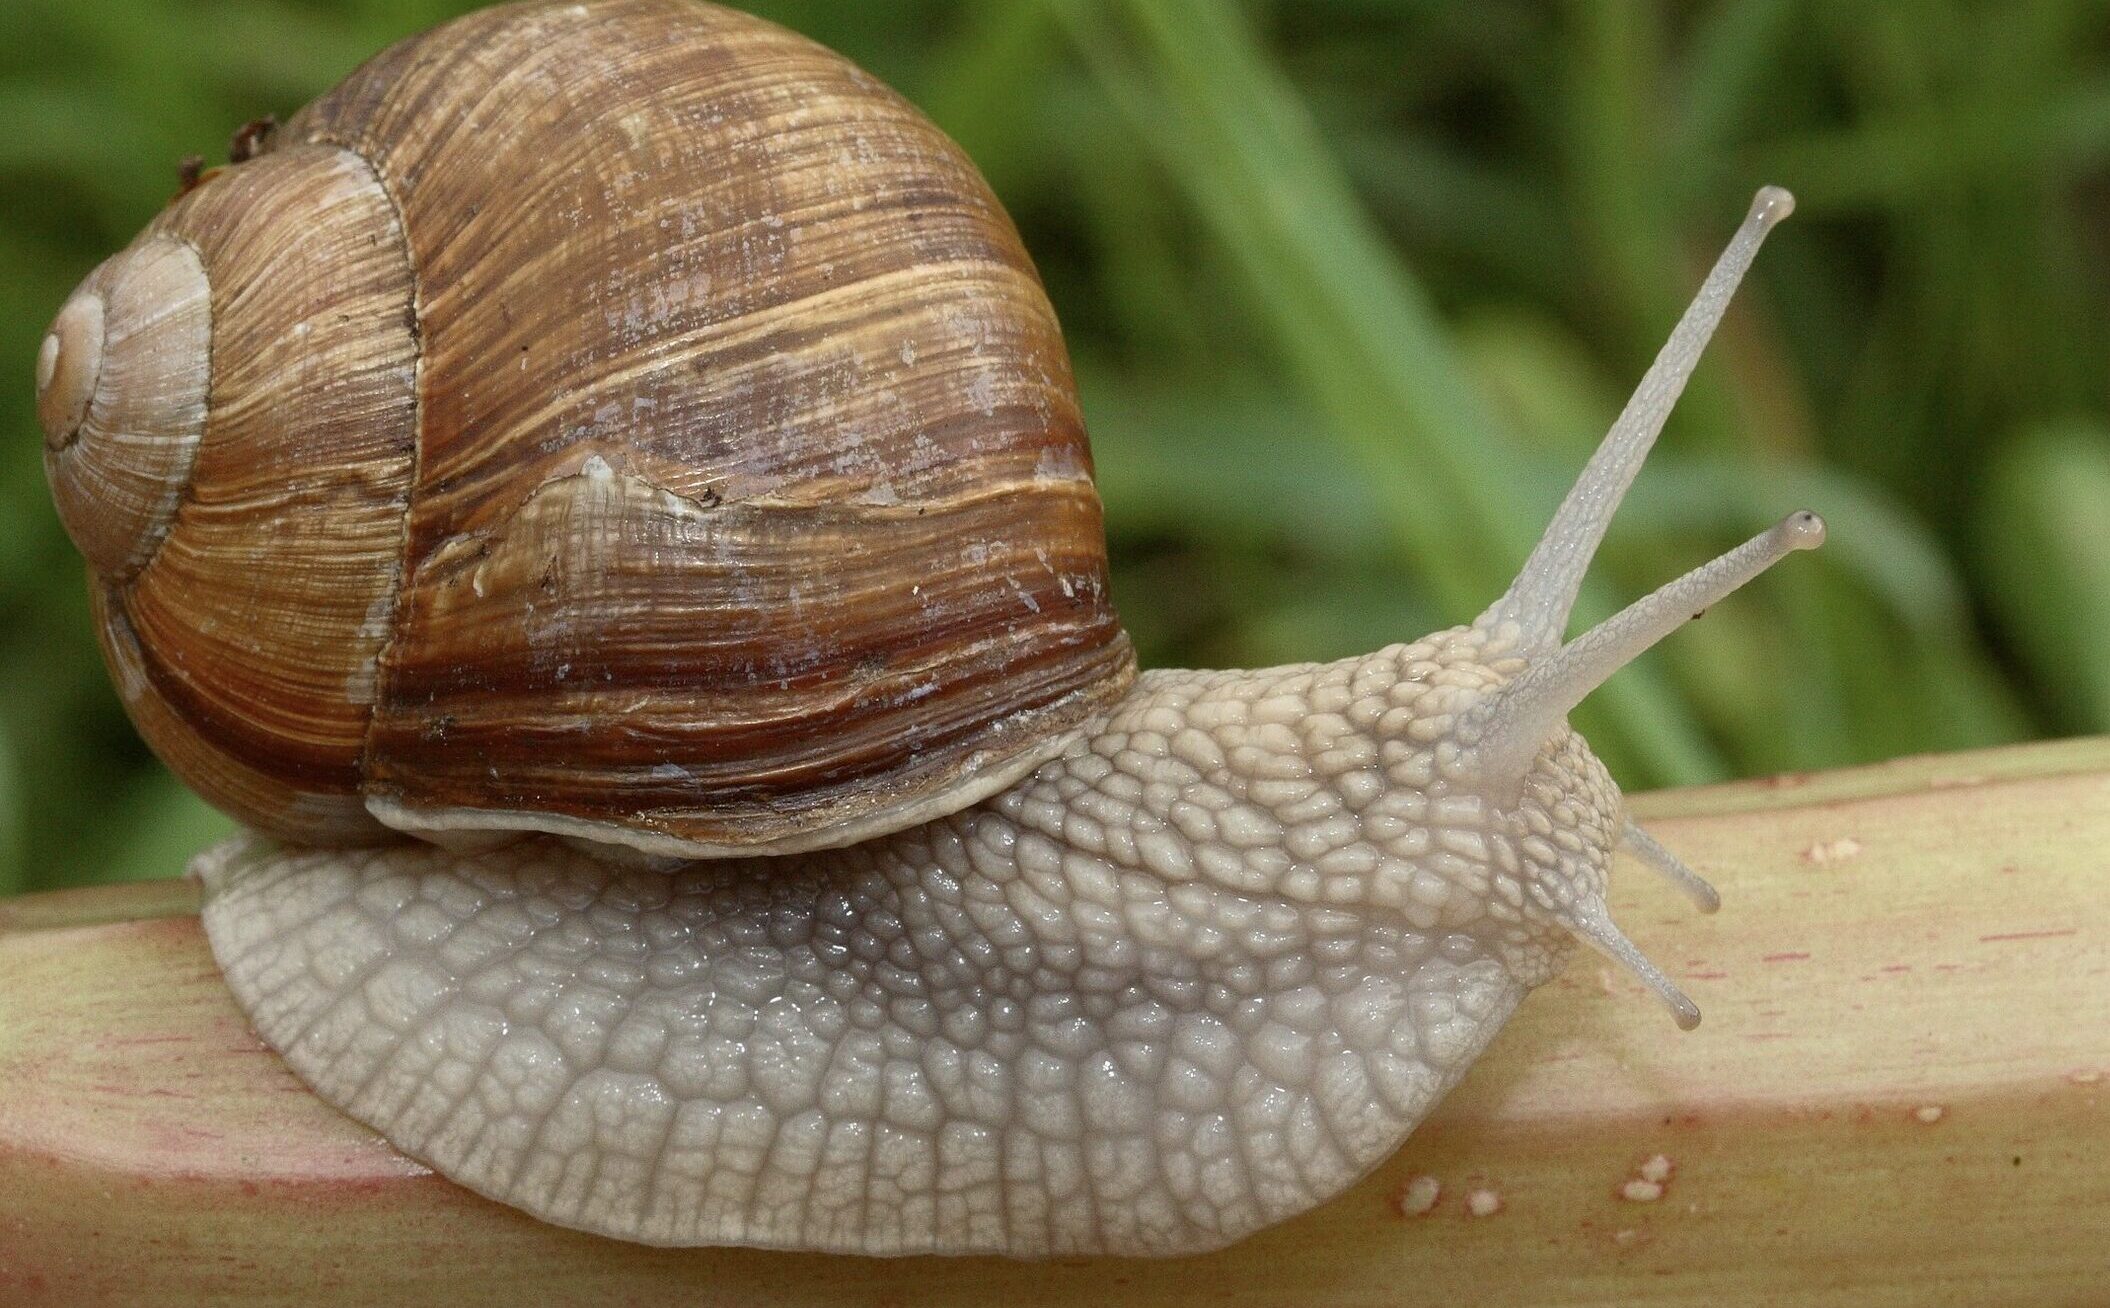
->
[37,0,1819,1258]
[197,642,1586,1255]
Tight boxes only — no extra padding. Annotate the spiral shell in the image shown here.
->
[36,0,1135,857]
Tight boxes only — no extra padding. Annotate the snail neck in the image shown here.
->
[1057,642,1619,984]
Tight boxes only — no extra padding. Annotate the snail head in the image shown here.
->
[1267,187,1817,1029]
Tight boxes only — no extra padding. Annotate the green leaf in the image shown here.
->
[1976,422,2110,732]
[68,771,240,888]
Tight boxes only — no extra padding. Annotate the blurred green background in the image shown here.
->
[3,0,2107,894]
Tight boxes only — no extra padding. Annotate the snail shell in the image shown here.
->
[34,0,1134,860]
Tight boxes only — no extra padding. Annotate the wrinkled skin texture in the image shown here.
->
[200,627,1626,1256]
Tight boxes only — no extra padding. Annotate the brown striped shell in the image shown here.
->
[32,0,1135,859]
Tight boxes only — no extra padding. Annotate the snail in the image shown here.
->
[31,0,1819,1259]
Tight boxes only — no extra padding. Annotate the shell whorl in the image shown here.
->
[85,143,422,844]
[37,237,212,582]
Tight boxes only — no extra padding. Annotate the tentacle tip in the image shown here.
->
[1781,509,1826,551]
[1752,185,1795,227]
[1570,906,1706,1032]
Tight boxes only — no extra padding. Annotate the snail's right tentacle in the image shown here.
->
[1565,901,1703,1031]
[1470,511,1824,786]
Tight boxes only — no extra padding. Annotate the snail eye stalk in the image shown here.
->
[1472,512,1824,785]
[1478,186,1797,656]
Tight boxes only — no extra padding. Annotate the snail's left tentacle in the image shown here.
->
[1621,819,1721,914]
